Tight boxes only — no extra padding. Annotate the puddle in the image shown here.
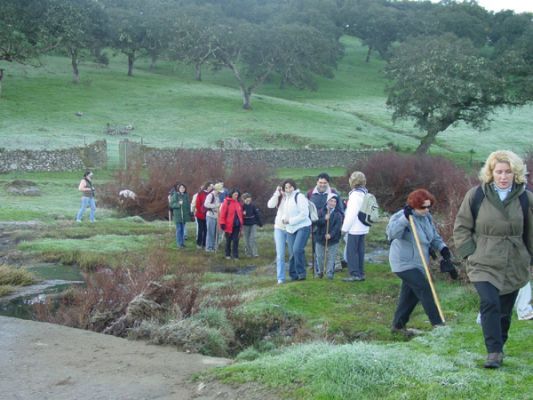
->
[365,247,389,264]
[212,265,258,275]
[0,263,85,319]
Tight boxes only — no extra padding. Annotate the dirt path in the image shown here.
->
[0,316,278,400]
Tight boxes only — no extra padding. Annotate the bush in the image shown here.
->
[100,150,276,222]
[345,151,475,214]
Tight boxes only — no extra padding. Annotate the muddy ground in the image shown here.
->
[0,316,279,400]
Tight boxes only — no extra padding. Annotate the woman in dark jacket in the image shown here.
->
[219,189,244,260]
[454,150,533,369]
[169,183,192,248]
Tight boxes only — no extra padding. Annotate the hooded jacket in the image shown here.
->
[219,197,244,234]
[169,192,192,224]
[454,183,533,294]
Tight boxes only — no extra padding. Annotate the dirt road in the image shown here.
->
[0,316,277,400]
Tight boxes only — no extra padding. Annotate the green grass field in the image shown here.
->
[1,37,531,165]
[1,35,533,400]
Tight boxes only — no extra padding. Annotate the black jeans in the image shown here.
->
[474,281,518,353]
[392,268,443,328]
[225,228,240,258]
[196,218,207,248]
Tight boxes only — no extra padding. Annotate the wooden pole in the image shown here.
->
[323,209,330,276]
[408,215,445,323]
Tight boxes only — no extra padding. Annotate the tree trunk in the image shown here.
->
[149,54,157,70]
[127,53,135,76]
[365,46,373,63]
[71,49,80,84]
[241,86,252,110]
[415,119,455,154]
[195,63,202,81]
[0,69,4,98]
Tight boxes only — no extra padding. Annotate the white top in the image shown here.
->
[282,190,312,234]
[341,189,370,235]
[267,190,287,230]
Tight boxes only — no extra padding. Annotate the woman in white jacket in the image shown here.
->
[281,179,312,281]
[268,184,290,284]
[341,171,370,281]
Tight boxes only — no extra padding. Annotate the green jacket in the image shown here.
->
[169,192,192,224]
[453,183,533,294]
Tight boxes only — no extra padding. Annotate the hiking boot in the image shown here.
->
[391,326,422,337]
[484,352,503,369]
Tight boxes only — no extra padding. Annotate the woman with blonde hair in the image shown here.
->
[341,171,370,281]
[454,150,533,369]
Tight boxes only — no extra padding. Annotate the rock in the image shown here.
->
[5,180,41,196]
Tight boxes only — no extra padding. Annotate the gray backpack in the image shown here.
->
[355,190,379,226]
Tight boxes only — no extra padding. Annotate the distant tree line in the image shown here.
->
[1,0,532,151]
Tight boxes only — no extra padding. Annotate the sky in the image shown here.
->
[475,0,533,13]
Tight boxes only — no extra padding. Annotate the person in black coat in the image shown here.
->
[242,193,263,257]
[314,194,343,279]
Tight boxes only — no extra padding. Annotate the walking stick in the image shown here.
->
[323,209,330,276]
[408,215,445,323]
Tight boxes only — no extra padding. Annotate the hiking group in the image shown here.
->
[77,149,533,369]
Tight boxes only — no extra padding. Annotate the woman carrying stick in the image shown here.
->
[386,189,455,336]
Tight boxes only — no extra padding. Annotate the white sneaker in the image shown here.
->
[518,311,533,321]
[277,280,284,285]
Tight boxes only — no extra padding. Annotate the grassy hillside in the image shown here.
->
[0,36,531,163]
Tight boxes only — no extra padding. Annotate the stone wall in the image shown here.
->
[138,147,386,169]
[0,140,107,172]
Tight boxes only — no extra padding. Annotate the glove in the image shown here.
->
[220,224,226,231]
[440,247,451,260]
[403,205,413,220]
[440,259,458,280]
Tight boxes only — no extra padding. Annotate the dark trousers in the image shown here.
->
[225,228,240,258]
[474,281,518,353]
[346,234,365,278]
[196,218,207,248]
[392,268,443,328]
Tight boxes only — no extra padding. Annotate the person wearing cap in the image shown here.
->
[204,182,223,252]
[76,170,96,223]
[242,192,263,257]
[314,193,343,279]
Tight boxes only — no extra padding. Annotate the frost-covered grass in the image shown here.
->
[214,336,532,399]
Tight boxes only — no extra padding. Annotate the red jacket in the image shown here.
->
[219,198,244,233]
[195,190,210,220]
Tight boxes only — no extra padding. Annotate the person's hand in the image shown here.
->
[325,233,331,240]
[440,247,451,260]
[220,224,226,231]
[325,213,330,221]
[403,205,413,220]
[440,259,458,280]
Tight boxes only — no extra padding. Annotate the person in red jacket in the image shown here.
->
[195,181,213,249]
[219,189,244,260]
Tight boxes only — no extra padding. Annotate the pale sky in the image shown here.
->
[475,0,533,13]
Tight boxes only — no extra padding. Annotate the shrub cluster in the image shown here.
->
[100,150,276,221]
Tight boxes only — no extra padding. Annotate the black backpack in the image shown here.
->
[470,185,530,245]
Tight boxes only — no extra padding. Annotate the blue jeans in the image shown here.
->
[76,196,96,222]
[206,216,218,251]
[315,242,339,278]
[274,228,289,282]
[175,223,185,247]
[287,226,310,280]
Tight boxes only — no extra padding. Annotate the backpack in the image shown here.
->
[470,185,529,245]
[354,190,379,227]
[295,192,319,222]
